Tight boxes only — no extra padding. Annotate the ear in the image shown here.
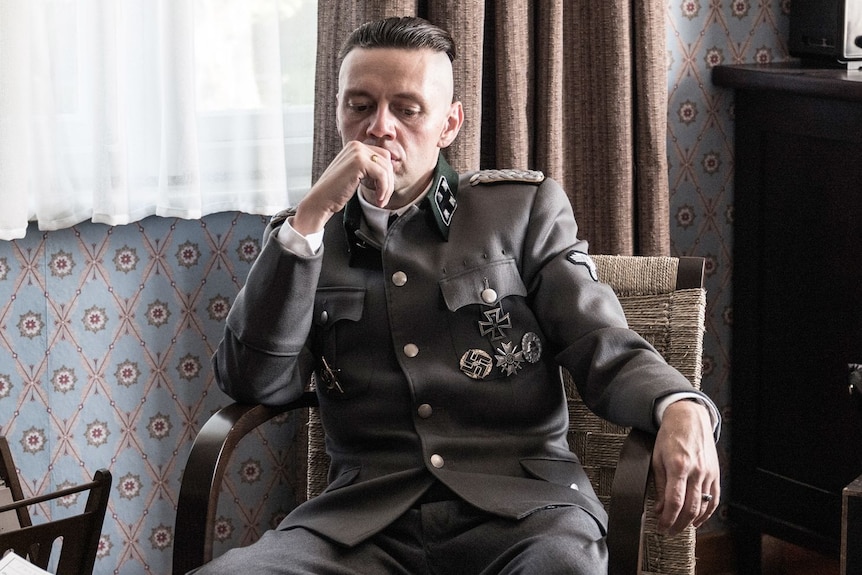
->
[437,101,464,149]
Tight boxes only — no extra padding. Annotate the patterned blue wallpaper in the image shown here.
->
[0,213,299,574]
[0,3,793,572]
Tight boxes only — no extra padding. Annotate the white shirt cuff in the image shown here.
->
[655,391,721,434]
[275,216,324,256]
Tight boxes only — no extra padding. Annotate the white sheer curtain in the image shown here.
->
[0,0,316,240]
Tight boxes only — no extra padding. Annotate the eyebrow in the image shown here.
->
[341,88,427,106]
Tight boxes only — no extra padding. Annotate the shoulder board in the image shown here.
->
[469,169,545,186]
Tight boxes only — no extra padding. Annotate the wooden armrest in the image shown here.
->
[172,392,318,575]
[607,428,655,575]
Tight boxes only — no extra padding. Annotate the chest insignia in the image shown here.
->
[434,175,457,226]
[566,250,599,282]
[460,349,494,380]
[494,341,525,376]
[478,304,511,342]
[319,356,344,394]
[521,332,543,363]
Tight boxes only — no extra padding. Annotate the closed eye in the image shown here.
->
[347,102,372,113]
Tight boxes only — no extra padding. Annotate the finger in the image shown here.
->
[359,150,394,207]
[653,456,689,534]
[693,485,720,528]
[654,470,690,534]
[667,472,717,535]
[668,483,698,535]
[360,153,382,188]
[651,457,668,517]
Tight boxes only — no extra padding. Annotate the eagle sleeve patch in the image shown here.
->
[566,250,598,282]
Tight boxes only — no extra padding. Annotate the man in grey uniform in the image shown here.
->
[197,16,720,575]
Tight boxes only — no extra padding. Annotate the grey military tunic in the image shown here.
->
[214,154,705,547]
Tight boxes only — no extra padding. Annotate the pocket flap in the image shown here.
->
[520,456,587,490]
[313,287,365,327]
[439,259,527,311]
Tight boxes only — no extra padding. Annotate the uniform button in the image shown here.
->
[570,483,579,490]
[481,287,498,304]
[403,343,419,358]
[417,404,433,418]
[319,310,329,324]
[430,454,444,468]
[392,271,408,286]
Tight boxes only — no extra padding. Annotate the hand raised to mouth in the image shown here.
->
[291,141,394,235]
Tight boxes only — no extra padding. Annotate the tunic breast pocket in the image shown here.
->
[439,259,544,382]
[312,287,369,398]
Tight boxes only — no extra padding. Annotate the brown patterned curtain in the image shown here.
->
[312,0,669,255]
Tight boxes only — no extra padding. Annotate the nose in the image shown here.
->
[367,106,396,140]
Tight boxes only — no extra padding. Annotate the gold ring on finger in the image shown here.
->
[370,154,378,163]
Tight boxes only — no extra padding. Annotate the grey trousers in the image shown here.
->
[191,500,607,575]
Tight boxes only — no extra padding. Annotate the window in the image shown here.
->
[0,0,317,240]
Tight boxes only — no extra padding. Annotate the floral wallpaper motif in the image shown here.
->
[0,3,793,572]
[667,0,790,533]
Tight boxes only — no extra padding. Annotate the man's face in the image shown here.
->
[336,47,463,206]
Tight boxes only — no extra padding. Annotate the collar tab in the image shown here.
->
[426,153,459,241]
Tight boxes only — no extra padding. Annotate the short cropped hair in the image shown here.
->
[339,16,456,62]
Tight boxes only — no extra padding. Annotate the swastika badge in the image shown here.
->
[460,349,494,380]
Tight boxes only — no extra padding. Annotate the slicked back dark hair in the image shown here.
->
[339,16,456,62]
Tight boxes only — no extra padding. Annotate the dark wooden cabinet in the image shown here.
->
[713,62,862,573]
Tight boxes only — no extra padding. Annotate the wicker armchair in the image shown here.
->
[173,255,706,575]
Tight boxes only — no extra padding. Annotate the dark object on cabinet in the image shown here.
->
[789,0,862,64]
[713,62,862,574]
[0,437,111,575]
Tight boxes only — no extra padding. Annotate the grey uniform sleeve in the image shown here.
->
[213,220,321,405]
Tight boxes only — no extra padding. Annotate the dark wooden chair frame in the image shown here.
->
[0,437,112,575]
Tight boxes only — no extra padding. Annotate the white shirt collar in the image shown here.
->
[356,189,426,244]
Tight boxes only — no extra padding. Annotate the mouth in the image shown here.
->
[366,142,400,164]
[382,155,402,174]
